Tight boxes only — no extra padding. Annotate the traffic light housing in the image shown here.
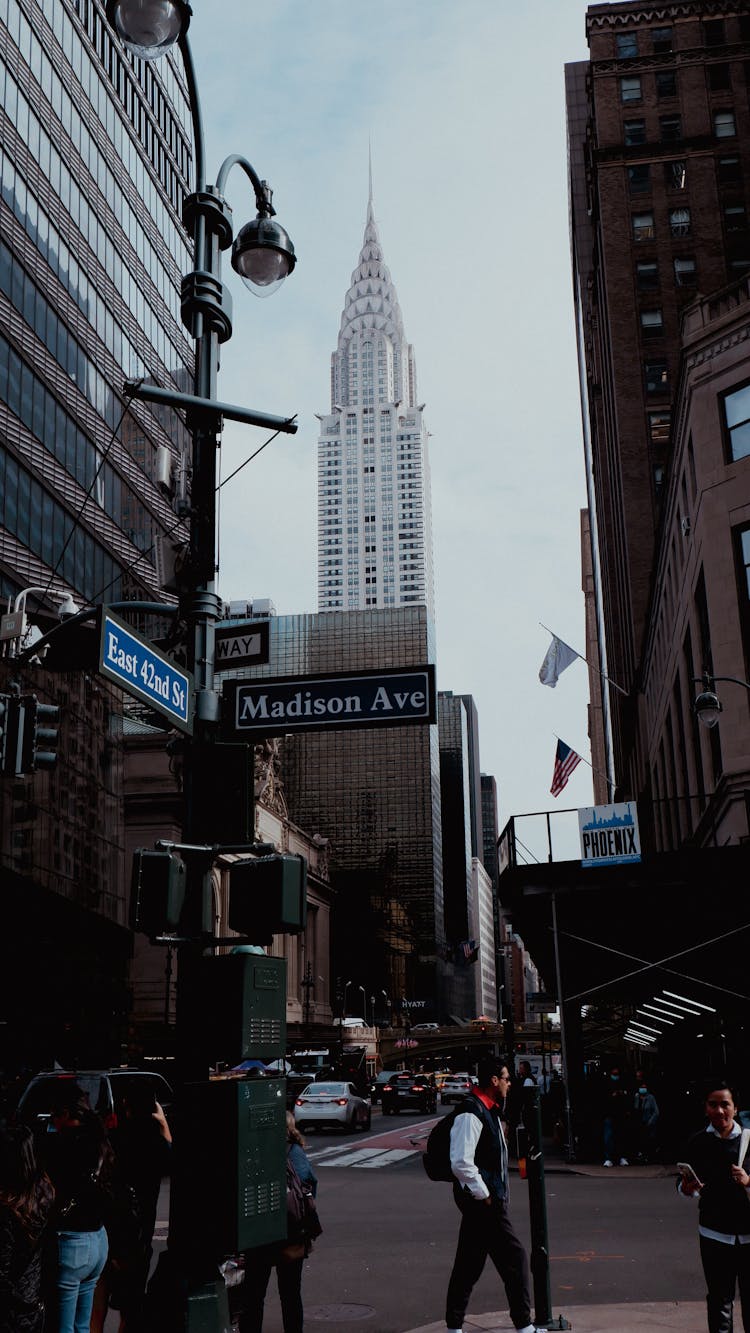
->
[20,696,60,771]
[189,742,254,845]
[227,853,307,942]
[131,849,187,937]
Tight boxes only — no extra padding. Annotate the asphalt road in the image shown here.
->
[106,1106,705,1332]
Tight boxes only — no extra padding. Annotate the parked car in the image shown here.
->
[381,1073,437,1116]
[370,1070,400,1104]
[440,1073,474,1105]
[16,1068,173,1130]
[411,1022,440,1032]
[293,1081,371,1132]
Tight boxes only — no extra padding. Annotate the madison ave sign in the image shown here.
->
[224,665,436,737]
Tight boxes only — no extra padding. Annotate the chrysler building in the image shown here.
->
[317,185,435,617]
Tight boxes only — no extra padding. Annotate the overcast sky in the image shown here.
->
[185,0,596,859]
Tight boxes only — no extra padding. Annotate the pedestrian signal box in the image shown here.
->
[228,852,307,941]
[130,849,186,937]
[170,1076,287,1254]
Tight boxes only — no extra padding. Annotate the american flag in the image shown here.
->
[550,738,582,797]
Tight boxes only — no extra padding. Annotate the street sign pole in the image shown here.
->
[523,1084,571,1331]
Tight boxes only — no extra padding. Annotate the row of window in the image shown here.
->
[614,17,750,59]
[0,328,155,557]
[0,442,124,604]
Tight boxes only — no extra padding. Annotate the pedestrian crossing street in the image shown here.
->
[306,1117,438,1170]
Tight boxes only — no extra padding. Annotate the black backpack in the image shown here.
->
[422,1108,460,1182]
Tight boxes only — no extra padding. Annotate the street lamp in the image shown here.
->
[344,980,353,1015]
[104,6,298,1324]
[1,587,82,656]
[693,672,750,729]
[357,985,367,1025]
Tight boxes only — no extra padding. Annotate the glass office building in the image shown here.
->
[0,0,193,1066]
[224,606,452,1016]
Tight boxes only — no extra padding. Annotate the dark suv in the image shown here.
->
[381,1073,437,1116]
[16,1069,173,1130]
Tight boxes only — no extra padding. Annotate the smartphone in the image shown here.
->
[676,1162,703,1187]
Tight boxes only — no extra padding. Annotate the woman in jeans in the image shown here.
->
[41,1088,111,1333]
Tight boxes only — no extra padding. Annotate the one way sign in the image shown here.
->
[214,620,270,672]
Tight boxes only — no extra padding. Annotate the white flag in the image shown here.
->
[539,635,579,688]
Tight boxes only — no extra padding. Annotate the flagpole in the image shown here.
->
[539,623,629,697]
[552,733,616,798]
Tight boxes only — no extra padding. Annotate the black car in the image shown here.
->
[16,1068,173,1131]
[381,1073,437,1115]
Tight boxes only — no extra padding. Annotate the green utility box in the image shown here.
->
[185,952,287,1067]
[171,1076,287,1255]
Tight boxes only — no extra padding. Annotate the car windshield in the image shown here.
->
[109,1073,173,1113]
[303,1083,346,1096]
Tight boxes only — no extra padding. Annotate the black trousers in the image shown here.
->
[240,1246,304,1333]
[445,1193,531,1331]
[699,1235,750,1333]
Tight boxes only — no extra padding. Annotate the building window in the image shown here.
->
[645,359,669,393]
[714,110,736,138]
[620,76,642,103]
[656,71,677,98]
[708,63,731,91]
[660,114,682,142]
[723,381,750,461]
[664,160,687,191]
[652,26,673,54]
[616,32,639,58]
[636,261,659,290]
[718,155,742,185]
[648,411,671,446]
[628,164,651,194]
[640,308,664,336]
[674,256,697,286]
[632,211,655,241]
[704,18,725,47]
[734,529,750,679]
[624,118,646,146]
[724,203,748,232]
[669,207,691,237]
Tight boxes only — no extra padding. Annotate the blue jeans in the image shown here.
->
[55,1227,109,1333]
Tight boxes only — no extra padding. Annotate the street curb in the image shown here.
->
[404,1299,707,1332]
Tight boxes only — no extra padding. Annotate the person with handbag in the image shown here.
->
[0,1124,55,1332]
[240,1112,320,1333]
[40,1087,112,1333]
[677,1080,750,1333]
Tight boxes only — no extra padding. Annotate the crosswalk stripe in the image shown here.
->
[318,1148,388,1167]
[353,1149,414,1168]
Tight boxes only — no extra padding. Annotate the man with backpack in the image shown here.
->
[443,1059,545,1333]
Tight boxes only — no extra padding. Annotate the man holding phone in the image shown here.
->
[677,1082,750,1333]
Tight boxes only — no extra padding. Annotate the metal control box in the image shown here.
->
[171,1076,287,1254]
[187,952,287,1066]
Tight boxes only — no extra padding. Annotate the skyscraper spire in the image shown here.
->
[368,139,373,207]
[316,185,435,618]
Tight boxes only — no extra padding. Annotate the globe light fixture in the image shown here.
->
[107,0,189,60]
[232,209,297,298]
[692,672,750,729]
[694,686,722,729]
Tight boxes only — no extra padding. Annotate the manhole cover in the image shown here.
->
[306,1304,376,1321]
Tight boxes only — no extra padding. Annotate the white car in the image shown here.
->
[411,1022,439,1032]
[440,1073,474,1105]
[293,1081,371,1132]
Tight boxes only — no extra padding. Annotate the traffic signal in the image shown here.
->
[189,742,254,846]
[20,695,60,771]
[227,853,307,942]
[131,849,187,937]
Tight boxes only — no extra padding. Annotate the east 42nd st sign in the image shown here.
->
[224,666,436,737]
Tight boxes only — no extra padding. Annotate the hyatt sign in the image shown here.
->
[224,666,436,737]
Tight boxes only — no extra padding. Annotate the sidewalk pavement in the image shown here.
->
[405,1301,707,1331]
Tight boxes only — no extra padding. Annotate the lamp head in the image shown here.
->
[231,211,296,298]
[107,0,190,60]
[694,688,722,729]
[56,594,80,621]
